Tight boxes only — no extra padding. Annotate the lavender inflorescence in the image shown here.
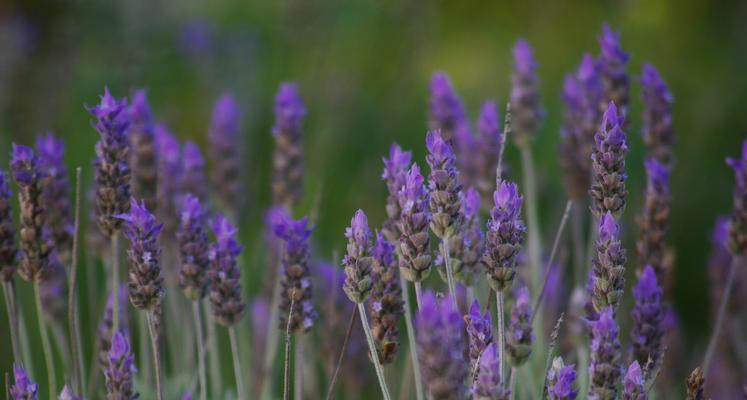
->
[588,307,622,400]
[35,133,73,260]
[546,357,578,400]
[97,286,129,370]
[0,171,17,281]
[272,83,306,207]
[506,286,534,367]
[598,24,630,128]
[275,212,316,333]
[369,232,404,364]
[208,214,245,326]
[105,331,138,400]
[510,39,543,145]
[10,364,38,400]
[630,265,664,374]
[636,158,672,285]
[726,140,747,255]
[622,360,647,400]
[589,212,627,316]
[474,101,503,203]
[121,197,164,311]
[641,64,675,166]
[482,180,526,292]
[428,72,469,144]
[381,143,412,243]
[397,163,432,282]
[426,130,463,239]
[472,342,510,400]
[208,93,244,215]
[180,141,208,204]
[128,89,158,212]
[177,194,210,301]
[444,187,484,285]
[464,299,493,373]
[590,101,628,219]
[342,210,374,303]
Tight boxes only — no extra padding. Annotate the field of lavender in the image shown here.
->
[1,1,747,400]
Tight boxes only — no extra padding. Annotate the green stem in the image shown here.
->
[68,167,84,395]
[283,295,295,400]
[571,203,585,284]
[34,282,57,399]
[204,300,222,398]
[229,326,246,400]
[414,281,423,310]
[519,146,542,300]
[531,200,572,324]
[294,335,303,400]
[325,307,357,400]
[2,281,21,363]
[147,311,164,400]
[358,303,392,400]
[703,256,740,375]
[496,290,505,383]
[399,275,424,400]
[193,302,207,400]
[111,234,120,335]
[260,254,284,400]
[440,237,457,307]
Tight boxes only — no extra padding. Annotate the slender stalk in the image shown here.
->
[294,336,303,400]
[399,275,424,400]
[68,167,84,395]
[519,146,542,299]
[495,103,511,183]
[509,367,517,399]
[111,233,120,334]
[703,255,740,375]
[283,294,296,400]
[228,326,246,400]
[496,290,505,383]
[34,282,57,399]
[2,281,21,363]
[192,302,207,400]
[577,345,589,398]
[19,310,35,376]
[358,303,392,400]
[440,237,457,307]
[138,311,153,384]
[204,300,222,398]
[414,281,423,310]
[147,311,164,400]
[325,307,357,400]
[571,202,585,284]
[531,200,572,324]
[398,354,413,400]
[260,253,284,400]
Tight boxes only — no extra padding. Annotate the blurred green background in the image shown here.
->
[1,0,746,394]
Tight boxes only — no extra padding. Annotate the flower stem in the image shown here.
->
[294,335,303,400]
[440,236,457,308]
[204,300,222,398]
[325,307,357,400]
[34,281,57,399]
[358,303,392,400]
[414,281,423,310]
[229,326,246,400]
[571,202,586,284]
[283,292,296,400]
[68,167,84,395]
[193,302,208,400]
[2,280,21,363]
[111,233,120,334]
[519,146,542,303]
[496,290,505,383]
[531,200,572,324]
[147,310,164,400]
[703,255,740,375]
[261,253,284,400]
[399,275,424,400]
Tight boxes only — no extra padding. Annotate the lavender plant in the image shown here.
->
[630,265,664,375]
[589,212,627,315]
[105,331,138,400]
[397,163,432,285]
[546,357,578,400]
[472,342,510,400]
[588,307,622,400]
[272,83,306,208]
[598,24,630,129]
[128,89,158,212]
[640,64,675,166]
[622,360,647,400]
[208,93,244,217]
[428,72,469,144]
[590,101,628,219]
[10,364,38,400]
[636,158,671,285]
[381,143,412,243]
[0,170,20,362]
[369,232,404,365]
[506,286,534,367]
[35,133,72,261]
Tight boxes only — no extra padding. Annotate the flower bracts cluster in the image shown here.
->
[381,144,412,243]
[369,232,404,364]
[472,342,510,400]
[630,266,664,375]
[36,133,73,260]
[474,101,504,204]
[588,308,622,400]
[546,357,578,400]
[510,39,543,145]
[97,286,129,370]
[426,130,463,240]
[208,93,244,214]
[482,180,526,292]
[590,101,628,219]
[726,140,747,255]
[180,141,208,204]
[641,64,675,166]
[177,194,210,301]
[272,83,306,207]
[155,124,182,237]
[636,158,672,285]
[208,214,245,326]
[428,72,469,144]
[121,198,164,311]
[275,213,316,333]
[598,24,630,128]
[105,331,138,400]
[622,361,647,400]
[685,367,705,400]
[397,164,432,282]
[128,90,158,212]
[10,364,38,400]
[342,210,374,303]
[589,212,626,315]
[464,299,493,373]
[0,171,17,282]
[506,286,534,367]
[443,187,483,285]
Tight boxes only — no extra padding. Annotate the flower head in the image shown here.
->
[177,194,210,301]
[510,39,543,144]
[546,357,578,400]
[0,170,17,281]
[10,364,38,400]
[59,385,81,400]
[342,210,373,303]
[128,89,158,211]
[369,231,404,364]
[208,214,245,326]
[428,72,468,143]
[482,180,526,292]
[382,143,413,242]
[474,101,504,203]
[105,331,138,399]
[641,64,674,165]
[622,360,647,400]
[588,308,622,399]
[120,198,164,311]
[426,130,462,238]
[464,299,493,372]
[472,342,510,400]
[397,163,432,282]
[274,211,316,333]
[272,83,306,206]
[598,24,630,123]
[727,140,747,255]
[180,141,208,203]
[36,133,73,258]
[589,212,626,315]
[631,265,664,374]
[590,101,628,218]
[506,286,534,366]
[208,93,244,214]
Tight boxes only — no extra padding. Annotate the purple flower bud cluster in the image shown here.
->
[40,254,66,321]
[0,171,17,281]
[121,198,164,311]
[472,342,510,400]
[622,360,647,400]
[482,181,526,292]
[180,141,208,204]
[381,144,412,243]
[590,102,628,218]
[506,286,534,367]
[443,187,484,285]
[105,331,138,399]
[177,194,210,301]
[598,24,630,129]
[630,266,664,376]
[208,93,244,215]
[397,164,432,282]
[416,291,470,400]
[35,133,73,260]
[464,299,493,373]
[128,90,158,212]
[636,158,672,286]
[641,64,674,166]
[90,88,131,236]
[59,385,81,400]
[589,212,626,315]
[342,210,374,303]
[10,364,38,400]
[426,130,463,238]
[546,357,578,400]
[272,83,306,207]
[369,232,404,364]
[208,214,245,326]
[686,367,705,400]
[510,39,543,145]
[97,285,129,370]
[155,123,183,238]
[726,140,747,255]
[588,308,622,400]
[428,72,469,144]
[473,101,504,204]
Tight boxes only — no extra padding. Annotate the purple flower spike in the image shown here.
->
[180,141,208,203]
[482,180,526,292]
[622,360,647,400]
[274,211,316,333]
[36,133,73,260]
[464,299,493,372]
[474,101,503,203]
[641,64,674,165]
[727,140,747,255]
[208,93,244,215]
[416,291,470,400]
[546,357,578,400]
[446,186,485,285]
[588,307,622,400]
[426,130,463,238]
[97,285,129,370]
[590,101,629,218]
[120,198,164,311]
[272,83,306,207]
[472,342,510,400]
[128,89,158,212]
[428,72,468,143]
[0,171,17,282]
[105,331,138,399]
[342,209,373,303]
[10,364,38,400]
[154,123,182,237]
[208,213,245,326]
[506,286,534,367]
[637,158,672,281]
[510,39,543,144]
[397,163,432,282]
[369,231,404,364]
[631,265,664,377]
[177,194,210,301]
[59,385,81,400]
[589,212,626,315]
[382,143,412,242]
[598,24,630,126]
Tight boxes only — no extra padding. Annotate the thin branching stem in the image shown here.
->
[192,302,207,400]
[147,310,163,400]
[229,326,246,400]
[399,275,424,400]
[358,303,392,400]
[203,300,222,398]
[495,103,511,183]
[34,282,57,399]
[325,307,357,400]
[68,167,84,394]
[703,255,740,375]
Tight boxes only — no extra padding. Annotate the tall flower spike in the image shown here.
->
[598,24,630,129]
[510,39,543,145]
[180,141,208,203]
[208,93,244,215]
[154,123,182,238]
[726,140,747,255]
[426,130,463,238]
[90,88,131,236]
[397,163,432,282]
[342,210,374,303]
[588,307,622,400]
[274,212,316,333]
[120,197,164,311]
[40,253,66,321]
[10,144,53,282]
[641,64,674,166]
[707,218,741,317]
[464,299,493,373]
[636,158,672,285]
[472,342,510,400]
[36,133,73,261]
[97,285,129,370]
[369,232,404,364]
[272,83,306,207]
[622,360,647,400]
[590,101,628,218]
[0,171,17,282]
[208,214,245,326]
[685,367,705,400]
[10,364,38,400]
[589,212,626,315]
[177,194,210,301]
[444,187,483,285]
[482,180,526,292]
[105,331,138,400]
[631,265,664,374]
[416,291,470,400]
[381,143,412,243]
[506,286,534,367]
[428,72,469,144]
[128,89,158,212]
[474,101,503,203]
[546,357,578,400]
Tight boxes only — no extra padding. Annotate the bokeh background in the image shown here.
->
[1,0,746,396]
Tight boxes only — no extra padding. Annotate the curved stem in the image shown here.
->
[440,237,457,307]
[496,290,505,383]
[68,167,84,395]
[399,275,424,400]
[229,326,246,400]
[325,307,357,400]
[531,200,572,324]
[358,303,392,400]
[703,256,740,375]
[414,281,423,310]
[192,302,207,400]
[294,336,303,400]
[111,234,120,335]
[2,281,21,363]
[34,282,57,399]
[147,311,163,400]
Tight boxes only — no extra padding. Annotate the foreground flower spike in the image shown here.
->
[36,133,73,260]
[154,123,182,237]
[590,101,628,218]
[105,331,138,400]
[588,308,622,400]
[482,180,526,292]
[381,143,412,243]
[727,140,747,255]
[631,265,664,373]
[426,130,463,238]
[369,232,404,364]
[546,357,578,400]
[589,212,626,315]
[120,198,164,311]
[11,144,52,282]
[97,286,129,370]
[472,342,510,400]
[445,187,484,285]
[636,158,672,285]
[274,212,316,332]
[506,286,534,367]
[598,24,630,127]
[464,299,493,372]
[475,101,503,203]
[128,89,158,212]
[59,385,81,400]
[208,213,245,326]
[622,360,647,400]
[10,364,38,400]
[641,64,675,166]
[272,83,306,207]
[397,163,432,282]
[208,93,244,215]
[342,210,374,303]
[0,171,17,282]
[177,194,210,301]
[416,291,470,400]
[90,88,131,236]
[428,72,469,143]
[180,141,208,203]
[510,39,543,145]
[685,367,705,400]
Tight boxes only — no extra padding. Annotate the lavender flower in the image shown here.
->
[416,291,470,400]
[482,180,526,292]
[636,158,671,285]
[397,163,432,282]
[180,141,208,204]
[120,198,164,311]
[86,182,110,260]
[90,88,131,236]
[59,385,81,400]
[686,367,705,400]
[208,214,245,326]
[510,39,543,145]
[97,286,129,370]
[598,24,630,128]
[428,72,469,144]
[274,212,316,333]
[155,123,182,238]
[342,209,374,303]
[506,286,534,367]
[369,232,404,364]
[208,93,244,214]
[272,83,306,207]
[443,187,484,285]
[464,299,493,373]
[0,171,17,282]
[726,140,747,255]
[641,64,674,166]
[546,357,578,400]
[105,331,138,400]
[381,143,412,243]
[472,342,510,400]
[128,89,158,212]
[426,130,463,238]
[177,194,210,301]
[10,144,53,282]
[250,297,270,388]
[590,101,628,218]
[622,360,647,400]
[474,101,503,203]
[36,133,73,260]
[40,253,66,321]
[631,265,664,373]
[588,307,622,400]
[589,212,626,315]
[707,218,741,317]
[10,364,38,400]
